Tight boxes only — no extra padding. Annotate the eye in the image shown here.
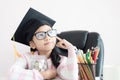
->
[48,29,57,37]
[35,32,46,39]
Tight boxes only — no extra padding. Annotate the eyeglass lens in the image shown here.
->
[35,29,57,40]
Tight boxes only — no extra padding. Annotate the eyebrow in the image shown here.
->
[35,29,52,34]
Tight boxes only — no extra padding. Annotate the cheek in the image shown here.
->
[34,37,56,50]
[53,37,56,42]
[52,37,57,45]
[34,40,44,48]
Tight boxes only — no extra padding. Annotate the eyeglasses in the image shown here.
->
[34,29,57,40]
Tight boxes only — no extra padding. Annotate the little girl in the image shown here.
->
[9,8,78,80]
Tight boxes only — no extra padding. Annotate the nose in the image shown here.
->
[45,34,50,41]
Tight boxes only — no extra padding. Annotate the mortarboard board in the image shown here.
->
[11,8,56,46]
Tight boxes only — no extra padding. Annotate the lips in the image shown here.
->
[44,41,53,45]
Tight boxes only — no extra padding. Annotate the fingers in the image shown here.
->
[56,36,66,49]
[56,36,67,44]
[56,41,66,49]
[56,36,62,41]
[56,36,71,49]
[56,36,73,49]
[41,69,57,79]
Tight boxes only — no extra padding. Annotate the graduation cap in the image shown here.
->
[11,8,56,46]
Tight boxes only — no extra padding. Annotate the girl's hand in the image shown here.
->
[56,36,73,49]
[40,69,57,79]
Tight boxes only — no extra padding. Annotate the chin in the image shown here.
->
[44,45,55,50]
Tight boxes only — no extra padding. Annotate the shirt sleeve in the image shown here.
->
[8,56,44,80]
[57,46,79,80]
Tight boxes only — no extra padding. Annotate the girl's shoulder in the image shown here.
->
[21,51,39,57]
[18,51,39,62]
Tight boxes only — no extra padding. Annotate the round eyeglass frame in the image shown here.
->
[34,29,57,40]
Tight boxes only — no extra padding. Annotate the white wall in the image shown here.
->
[0,0,120,79]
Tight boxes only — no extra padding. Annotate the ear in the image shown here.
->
[29,41,36,49]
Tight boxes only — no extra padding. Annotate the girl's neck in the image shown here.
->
[38,50,52,58]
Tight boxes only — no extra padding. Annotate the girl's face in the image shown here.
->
[29,25,57,53]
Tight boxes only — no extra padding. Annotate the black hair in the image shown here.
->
[50,47,61,68]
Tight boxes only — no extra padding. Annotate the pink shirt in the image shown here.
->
[8,46,78,80]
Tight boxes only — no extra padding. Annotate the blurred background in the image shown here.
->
[0,0,120,79]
